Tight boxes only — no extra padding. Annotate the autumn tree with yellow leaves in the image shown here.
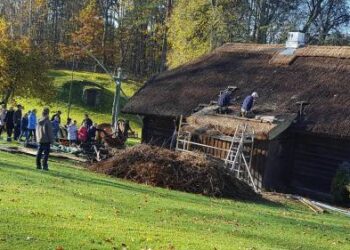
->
[0,19,54,106]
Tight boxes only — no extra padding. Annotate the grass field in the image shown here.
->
[0,152,349,250]
[15,69,143,134]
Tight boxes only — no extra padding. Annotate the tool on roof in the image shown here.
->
[296,101,310,120]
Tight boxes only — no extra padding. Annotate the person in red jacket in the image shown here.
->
[78,124,88,143]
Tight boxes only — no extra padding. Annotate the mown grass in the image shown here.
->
[16,69,143,135]
[0,152,349,250]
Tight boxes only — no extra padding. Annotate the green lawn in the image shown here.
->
[0,152,349,250]
[16,69,143,135]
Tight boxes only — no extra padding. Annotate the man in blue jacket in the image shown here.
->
[241,92,259,117]
[27,109,37,142]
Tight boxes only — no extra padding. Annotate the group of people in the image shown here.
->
[217,89,259,117]
[0,104,98,145]
[66,114,98,145]
[0,104,99,170]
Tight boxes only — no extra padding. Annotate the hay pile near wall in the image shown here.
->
[90,144,258,200]
[187,115,275,139]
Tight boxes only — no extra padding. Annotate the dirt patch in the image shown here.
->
[90,144,259,200]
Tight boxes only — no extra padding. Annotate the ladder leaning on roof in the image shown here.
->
[225,124,257,192]
[175,115,192,152]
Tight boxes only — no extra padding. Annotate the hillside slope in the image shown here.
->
[16,70,143,133]
[0,152,349,250]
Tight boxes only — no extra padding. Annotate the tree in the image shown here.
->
[70,0,105,64]
[0,19,54,106]
[301,0,350,44]
[168,0,229,68]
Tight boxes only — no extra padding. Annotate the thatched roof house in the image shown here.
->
[123,43,350,200]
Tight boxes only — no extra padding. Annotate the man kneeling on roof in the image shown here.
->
[241,92,259,117]
[217,87,238,114]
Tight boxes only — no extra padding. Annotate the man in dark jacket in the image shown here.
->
[87,123,97,142]
[4,107,15,141]
[51,110,62,124]
[36,108,54,170]
[241,92,259,117]
[19,112,29,142]
[82,113,93,129]
[13,105,23,140]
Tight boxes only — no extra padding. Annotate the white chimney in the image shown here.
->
[286,32,305,49]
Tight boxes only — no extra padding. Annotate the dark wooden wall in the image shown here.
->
[142,115,176,147]
[262,132,295,192]
[291,133,350,196]
[191,135,269,190]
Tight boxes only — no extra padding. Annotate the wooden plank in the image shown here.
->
[0,146,87,163]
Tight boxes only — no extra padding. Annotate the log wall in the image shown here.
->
[142,115,176,147]
[291,133,350,194]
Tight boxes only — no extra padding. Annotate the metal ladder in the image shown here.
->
[175,115,192,152]
[225,125,257,192]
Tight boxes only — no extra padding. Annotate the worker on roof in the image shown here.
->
[217,87,238,114]
[241,92,259,117]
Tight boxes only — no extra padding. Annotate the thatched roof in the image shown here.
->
[184,106,296,140]
[123,43,350,137]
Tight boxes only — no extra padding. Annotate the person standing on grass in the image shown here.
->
[67,120,78,145]
[36,108,54,171]
[82,113,93,129]
[51,116,60,142]
[51,111,62,124]
[13,104,23,140]
[88,123,98,142]
[0,105,7,139]
[27,109,37,142]
[78,124,88,144]
[4,107,15,142]
[18,112,29,142]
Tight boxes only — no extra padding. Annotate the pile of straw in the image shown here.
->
[90,144,258,200]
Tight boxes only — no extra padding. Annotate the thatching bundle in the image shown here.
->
[269,45,350,65]
[90,145,258,200]
[297,46,350,59]
[269,54,297,65]
[187,115,275,139]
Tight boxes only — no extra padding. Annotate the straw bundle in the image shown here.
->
[187,115,275,138]
[216,43,284,55]
[269,54,297,65]
[296,46,350,59]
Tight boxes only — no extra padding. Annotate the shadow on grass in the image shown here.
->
[2,158,283,210]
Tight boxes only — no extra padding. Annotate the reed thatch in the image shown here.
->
[123,43,350,137]
[269,45,350,65]
[186,115,276,139]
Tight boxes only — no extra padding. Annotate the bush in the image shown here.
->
[331,162,350,205]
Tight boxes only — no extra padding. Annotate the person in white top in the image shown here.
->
[67,120,78,145]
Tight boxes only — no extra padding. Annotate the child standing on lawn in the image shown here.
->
[67,120,78,145]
